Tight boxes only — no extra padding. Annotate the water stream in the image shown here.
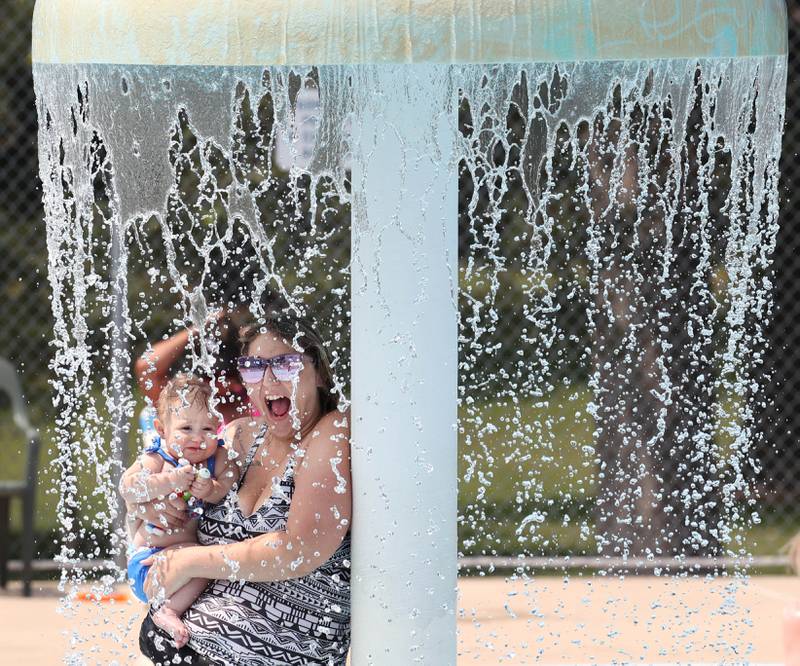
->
[35,55,786,662]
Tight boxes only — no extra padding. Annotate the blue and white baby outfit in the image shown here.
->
[126,437,221,603]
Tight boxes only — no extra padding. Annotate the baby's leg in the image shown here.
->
[152,577,208,648]
[146,543,207,649]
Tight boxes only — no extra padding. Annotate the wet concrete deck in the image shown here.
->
[1,575,796,664]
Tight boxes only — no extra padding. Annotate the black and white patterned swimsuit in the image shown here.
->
[183,428,351,665]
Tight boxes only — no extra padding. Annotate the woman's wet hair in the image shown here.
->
[239,312,339,415]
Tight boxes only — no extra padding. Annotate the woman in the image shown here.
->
[137,313,352,665]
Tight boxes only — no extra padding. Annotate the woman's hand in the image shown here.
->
[135,495,190,530]
[142,546,196,599]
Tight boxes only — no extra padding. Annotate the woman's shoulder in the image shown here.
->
[302,407,351,453]
[292,407,352,497]
[223,415,264,434]
[221,417,265,453]
[316,406,350,432]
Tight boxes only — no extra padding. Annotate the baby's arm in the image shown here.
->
[189,424,244,504]
[120,453,195,504]
[189,446,239,504]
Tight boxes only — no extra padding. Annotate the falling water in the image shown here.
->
[35,52,785,662]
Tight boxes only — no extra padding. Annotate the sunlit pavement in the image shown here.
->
[457,575,797,664]
[0,575,796,664]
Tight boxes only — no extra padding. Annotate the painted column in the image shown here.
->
[350,65,458,665]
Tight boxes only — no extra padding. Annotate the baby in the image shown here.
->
[120,374,237,647]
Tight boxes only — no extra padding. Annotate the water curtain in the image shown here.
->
[33,0,787,662]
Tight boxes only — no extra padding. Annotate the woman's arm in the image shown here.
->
[145,410,352,596]
[127,494,190,531]
[134,310,231,401]
[133,328,196,403]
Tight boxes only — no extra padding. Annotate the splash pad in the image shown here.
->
[32,1,787,663]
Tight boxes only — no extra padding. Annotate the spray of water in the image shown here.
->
[35,53,785,662]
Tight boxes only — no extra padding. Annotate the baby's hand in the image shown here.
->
[190,469,213,500]
[171,464,196,491]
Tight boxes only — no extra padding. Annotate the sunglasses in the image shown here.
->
[237,354,306,384]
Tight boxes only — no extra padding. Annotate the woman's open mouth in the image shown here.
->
[266,395,292,419]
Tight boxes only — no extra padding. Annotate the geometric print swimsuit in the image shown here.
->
[182,428,352,665]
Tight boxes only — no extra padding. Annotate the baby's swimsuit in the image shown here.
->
[126,438,221,603]
[182,428,352,665]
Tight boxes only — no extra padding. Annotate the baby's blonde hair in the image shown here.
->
[156,373,213,423]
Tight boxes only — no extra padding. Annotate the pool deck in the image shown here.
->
[1,575,797,664]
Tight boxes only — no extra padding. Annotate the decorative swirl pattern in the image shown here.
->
[33,0,787,66]
[634,0,783,58]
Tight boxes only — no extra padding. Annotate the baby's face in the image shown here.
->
[162,399,220,465]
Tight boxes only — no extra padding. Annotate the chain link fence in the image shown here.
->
[1,0,799,564]
[760,3,800,542]
[1,2,50,405]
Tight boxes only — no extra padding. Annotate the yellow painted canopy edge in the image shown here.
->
[32,0,787,66]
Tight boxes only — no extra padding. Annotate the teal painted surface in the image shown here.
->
[33,0,787,66]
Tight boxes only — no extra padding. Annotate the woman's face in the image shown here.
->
[244,331,322,441]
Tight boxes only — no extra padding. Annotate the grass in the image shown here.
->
[459,384,598,556]
[0,382,794,566]
[458,383,797,561]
